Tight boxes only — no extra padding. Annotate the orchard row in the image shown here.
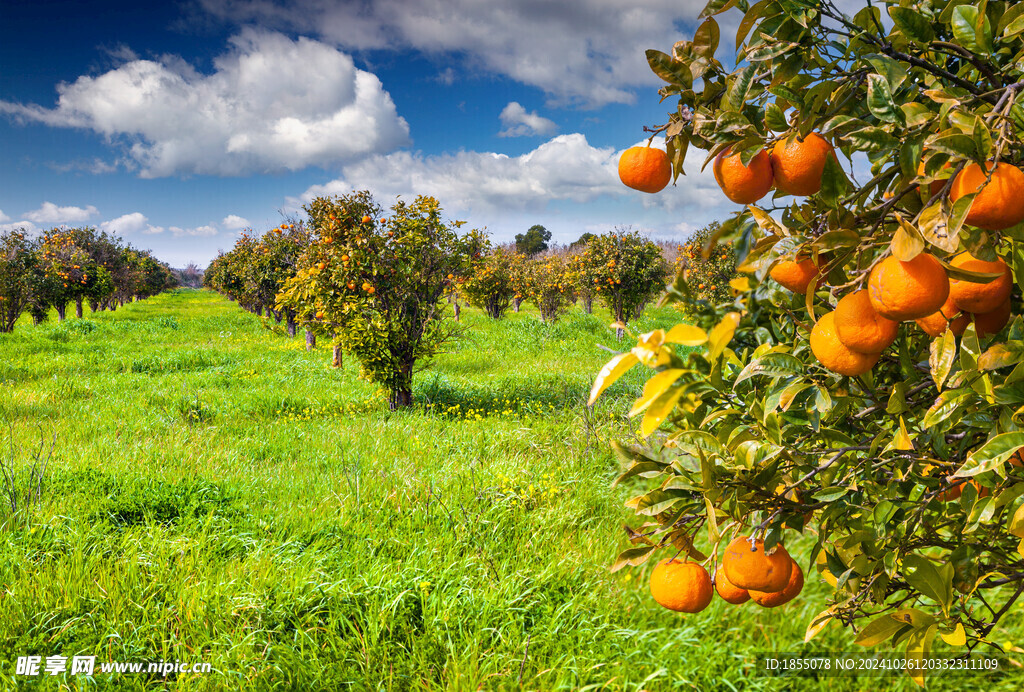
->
[0,228,177,333]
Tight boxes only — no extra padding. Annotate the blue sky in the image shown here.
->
[0,0,759,267]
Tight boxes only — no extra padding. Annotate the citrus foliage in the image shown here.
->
[0,228,175,330]
[675,221,739,313]
[460,245,521,319]
[594,0,1024,678]
[275,191,480,409]
[522,254,577,323]
[576,230,668,326]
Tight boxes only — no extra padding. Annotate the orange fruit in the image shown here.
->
[770,257,820,294]
[867,253,949,320]
[915,295,969,338]
[948,252,1012,314]
[833,289,898,354]
[713,147,774,204]
[950,162,1024,230]
[361,215,371,224]
[649,559,714,613]
[714,570,750,605]
[618,146,672,194]
[974,294,1012,337]
[750,559,804,607]
[810,312,881,376]
[722,536,793,592]
[769,133,836,196]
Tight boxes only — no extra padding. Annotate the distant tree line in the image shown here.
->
[0,227,178,333]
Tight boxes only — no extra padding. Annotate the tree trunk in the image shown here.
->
[75,297,83,318]
[305,330,316,350]
[55,303,67,321]
[513,296,522,313]
[332,344,343,368]
[389,388,413,409]
[453,297,461,322]
[89,300,99,313]
[583,295,593,314]
[273,310,282,323]
[286,310,296,337]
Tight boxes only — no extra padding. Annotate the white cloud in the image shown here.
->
[170,225,219,237]
[100,212,165,235]
[0,221,39,234]
[0,30,410,177]
[193,0,712,107]
[221,214,250,230]
[0,209,9,222]
[23,201,99,225]
[498,102,557,138]
[291,133,728,219]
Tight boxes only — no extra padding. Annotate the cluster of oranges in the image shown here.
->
[649,536,802,613]
[682,129,1024,378]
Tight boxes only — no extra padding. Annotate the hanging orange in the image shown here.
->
[618,146,672,193]
[949,162,1024,230]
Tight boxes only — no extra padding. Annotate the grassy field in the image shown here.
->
[0,289,1022,690]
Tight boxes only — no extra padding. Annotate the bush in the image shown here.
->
[674,222,739,316]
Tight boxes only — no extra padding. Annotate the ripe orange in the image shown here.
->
[974,294,1012,337]
[833,289,898,354]
[361,215,372,224]
[948,252,1012,314]
[315,311,324,319]
[714,570,750,604]
[950,162,1024,230]
[867,253,949,320]
[769,133,836,196]
[810,312,881,376]
[915,295,969,338]
[722,536,793,592]
[750,559,804,607]
[649,559,714,613]
[618,146,672,194]
[317,262,327,270]
[713,147,774,204]
[770,257,820,294]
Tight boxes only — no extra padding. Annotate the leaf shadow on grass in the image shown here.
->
[413,372,591,418]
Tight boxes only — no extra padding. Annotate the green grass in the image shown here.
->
[0,289,1022,690]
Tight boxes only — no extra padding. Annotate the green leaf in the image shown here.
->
[923,389,975,428]
[646,49,693,88]
[855,614,907,646]
[746,40,799,62]
[630,369,685,417]
[700,0,737,19]
[929,330,957,390]
[888,6,935,44]
[979,343,1024,371]
[819,154,849,208]
[736,0,773,50]
[635,489,687,516]
[734,352,804,386]
[906,623,938,687]
[610,545,657,572]
[903,554,952,611]
[641,385,688,437]
[765,102,789,132]
[727,65,757,111]
[891,217,924,261]
[845,126,897,153]
[925,133,978,159]
[867,74,903,125]
[805,608,834,642]
[918,202,959,253]
[693,17,721,59]
[957,432,1024,477]
[1004,6,1024,37]
[672,430,730,460]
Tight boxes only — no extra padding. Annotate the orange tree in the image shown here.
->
[675,221,740,317]
[276,191,477,409]
[522,254,577,323]
[0,230,36,332]
[459,244,520,319]
[577,230,668,331]
[592,0,1024,679]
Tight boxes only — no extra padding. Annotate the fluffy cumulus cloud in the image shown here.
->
[100,212,165,235]
[292,133,727,222]
[498,102,557,138]
[0,209,9,223]
[23,201,99,225]
[194,0,715,106]
[221,214,251,230]
[0,30,410,177]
